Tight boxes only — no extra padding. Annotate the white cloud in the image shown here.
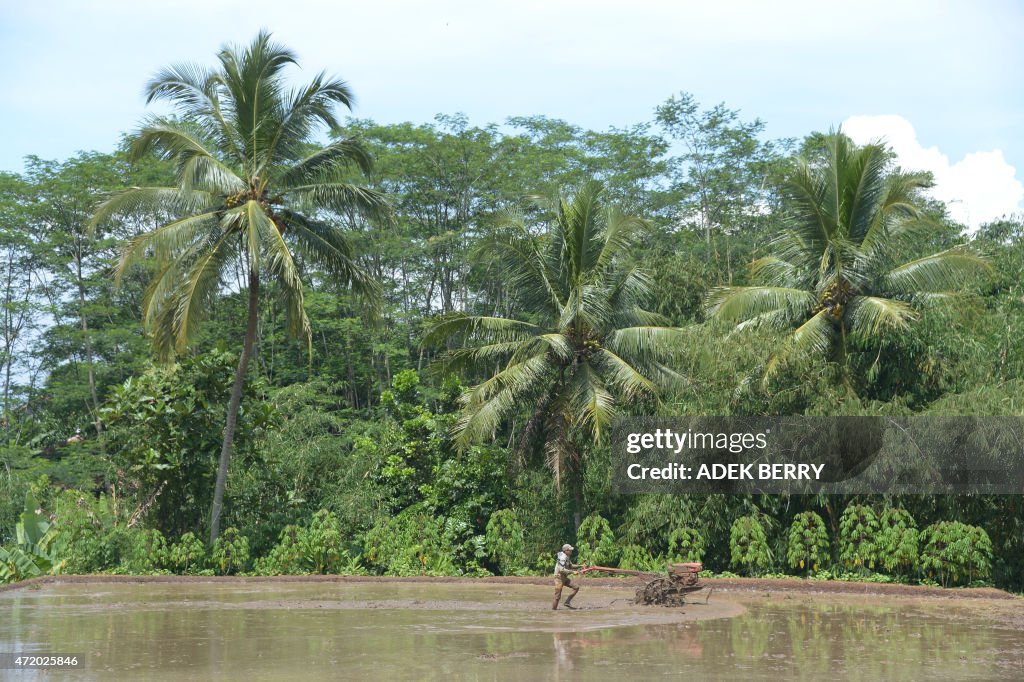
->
[842,115,1023,231]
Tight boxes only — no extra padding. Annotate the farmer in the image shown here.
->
[553,543,585,610]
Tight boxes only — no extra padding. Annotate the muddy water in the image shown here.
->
[1,581,1022,680]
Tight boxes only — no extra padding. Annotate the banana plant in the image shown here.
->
[0,493,64,583]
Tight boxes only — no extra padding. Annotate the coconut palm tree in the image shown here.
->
[707,131,988,393]
[91,31,388,543]
[426,181,684,522]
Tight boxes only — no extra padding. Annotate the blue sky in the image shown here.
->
[2,0,1022,226]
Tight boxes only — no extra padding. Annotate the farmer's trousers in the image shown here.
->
[553,573,579,606]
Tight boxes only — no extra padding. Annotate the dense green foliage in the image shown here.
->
[2,33,1022,591]
[919,521,993,587]
[877,507,919,576]
[667,527,705,563]
[786,511,830,574]
[838,504,881,572]
[0,494,62,582]
[485,509,526,576]
[576,513,618,567]
[730,515,772,575]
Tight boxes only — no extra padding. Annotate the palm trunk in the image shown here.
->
[209,269,260,545]
[838,320,856,398]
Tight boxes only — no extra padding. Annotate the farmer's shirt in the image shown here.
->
[553,551,575,576]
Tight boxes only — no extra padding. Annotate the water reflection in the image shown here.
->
[0,583,1020,681]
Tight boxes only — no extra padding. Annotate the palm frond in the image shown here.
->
[147,229,234,359]
[543,413,574,490]
[845,295,917,342]
[259,74,357,170]
[113,211,220,286]
[596,348,657,400]
[596,209,649,272]
[478,209,564,314]
[884,246,990,294]
[278,138,373,187]
[253,200,310,348]
[762,310,834,388]
[130,119,245,193]
[565,362,616,442]
[438,340,538,374]
[749,256,804,287]
[145,62,219,111]
[454,354,554,449]
[90,186,216,233]
[845,144,889,243]
[707,286,815,322]
[278,209,379,301]
[423,313,540,348]
[217,30,296,164]
[284,180,391,224]
[603,326,687,362]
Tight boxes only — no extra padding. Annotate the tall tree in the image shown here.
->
[707,131,989,394]
[426,181,684,526]
[656,93,785,282]
[92,31,388,543]
[0,173,41,442]
[25,154,131,429]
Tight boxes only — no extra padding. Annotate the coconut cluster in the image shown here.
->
[813,278,855,320]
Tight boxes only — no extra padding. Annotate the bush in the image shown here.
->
[363,504,456,576]
[253,510,365,576]
[100,350,273,539]
[619,544,661,571]
[838,504,880,572]
[576,513,618,567]
[169,532,207,574]
[253,525,306,575]
[50,492,127,573]
[122,529,169,574]
[485,509,526,575]
[212,527,250,575]
[667,527,705,563]
[301,510,345,574]
[786,511,830,573]
[730,516,772,575]
[919,521,992,587]
[877,508,918,576]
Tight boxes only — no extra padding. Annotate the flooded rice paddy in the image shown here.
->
[1,580,1021,680]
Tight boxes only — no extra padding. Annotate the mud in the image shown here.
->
[2,573,1015,599]
[1,578,1021,680]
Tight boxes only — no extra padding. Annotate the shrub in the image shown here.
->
[363,504,456,576]
[212,527,250,575]
[730,516,772,575]
[877,508,918,576]
[253,510,365,576]
[838,504,880,572]
[667,527,705,563]
[576,513,618,567]
[786,511,830,573]
[253,525,306,576]
[301,510,344,574]
[122,529,169,574]
[619,544,661,571]
[169,532,207,574]
[485,509,526,575]
[50,492,124,573]
[919,521,992,587]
